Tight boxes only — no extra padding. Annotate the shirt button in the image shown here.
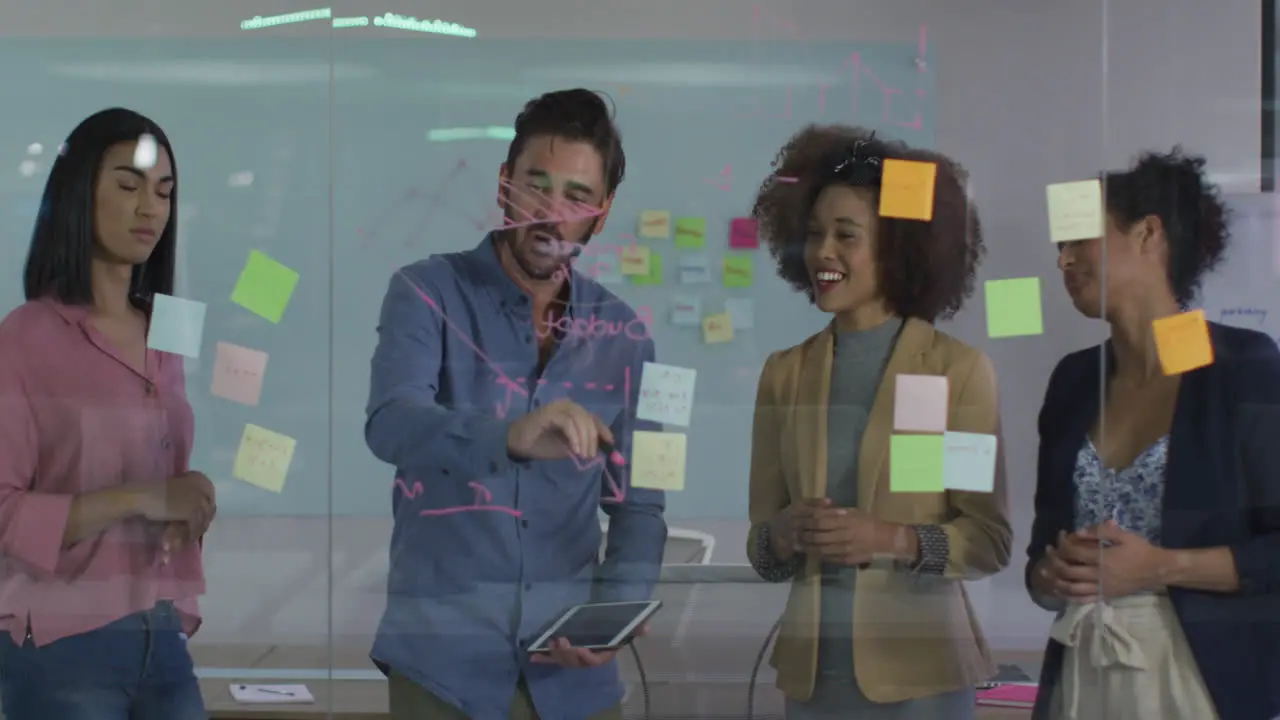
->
[521,519,529,529]
[524,334,532,343]
[517,297,528,305]
[523,583,532,591]
[144,382,155,396]
[161,439,171,450]
[489,461,499,473]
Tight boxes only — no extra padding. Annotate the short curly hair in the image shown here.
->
[1102,147,1229,306]
[751,124,983,322]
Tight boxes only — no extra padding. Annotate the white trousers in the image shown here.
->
[1049,594,1218,720]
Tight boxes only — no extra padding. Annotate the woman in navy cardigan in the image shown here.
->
[1026,148,1280,720]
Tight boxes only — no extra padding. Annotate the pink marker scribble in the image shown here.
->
[705,164,732,191]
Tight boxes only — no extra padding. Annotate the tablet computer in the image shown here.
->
[526,600,662,653]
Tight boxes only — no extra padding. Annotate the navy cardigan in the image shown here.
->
[1026,322,1280,720]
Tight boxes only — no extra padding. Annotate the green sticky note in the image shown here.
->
[674,217,706,249]
[231,250,300,324]
[631,251,664,286]
[723,254,753,288]
[890,434,945,492]
[984,277,1044,338]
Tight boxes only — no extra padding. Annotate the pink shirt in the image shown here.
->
[0,298,204,646]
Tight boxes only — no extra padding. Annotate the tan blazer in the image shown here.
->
[745,317,1012,703]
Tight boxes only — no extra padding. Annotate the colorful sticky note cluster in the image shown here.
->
[631,251,663,286]
[674,217,706,248]
[620,245,651,276]
[702,312,733,344]
[1152,309,1214,375]
[639,210,671,239]
[893,374,948,432]
[147,294,207,359]
[232,423,297,493]
[630,430,688,491]
[985,277,1044,338]
[1046,180,1104,243]
[210,342,269,406]
[231,250,299,323]
[671,295,701,326]
[879,159,937,221]
[636,362,697,427]
[723,255,754,288]
[728,218,759,249]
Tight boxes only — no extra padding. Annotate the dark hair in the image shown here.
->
[751,124,983,322]
[1102,147,1229,305]
[505,89,626,197]
[23,107,177,306]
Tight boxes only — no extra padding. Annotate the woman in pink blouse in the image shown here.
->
[0,108,214,719]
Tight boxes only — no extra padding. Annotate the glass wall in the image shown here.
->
[0,0,1269,717]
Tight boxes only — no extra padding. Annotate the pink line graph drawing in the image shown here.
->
[737,3,929,130]
[394,269,631,504]
[396,477,524,517]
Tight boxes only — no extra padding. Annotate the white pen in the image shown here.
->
[238,685,295,697]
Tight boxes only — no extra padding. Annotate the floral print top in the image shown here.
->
[1072,435,1168,544]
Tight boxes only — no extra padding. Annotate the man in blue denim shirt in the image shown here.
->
[365,89,667,720]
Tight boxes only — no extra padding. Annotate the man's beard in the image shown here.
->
[500,202,590,282]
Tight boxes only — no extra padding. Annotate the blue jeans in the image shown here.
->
[0,601,207,720]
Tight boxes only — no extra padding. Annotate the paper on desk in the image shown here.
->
[229,684,314,704]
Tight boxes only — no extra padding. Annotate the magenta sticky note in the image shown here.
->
[729,218,759,249]
[893,374,949,432]
[210,342,269,406]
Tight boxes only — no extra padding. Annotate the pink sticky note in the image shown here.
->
[893,374,948,432]
[729,218,759,249]
[210,342,269,406]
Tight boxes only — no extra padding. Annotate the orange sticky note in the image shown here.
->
[620,245,651,276]
[702,312,734,344]
[1152,309,1214,375]
[878,159,937,221]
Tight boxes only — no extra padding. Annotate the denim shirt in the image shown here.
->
[365,234,667,720]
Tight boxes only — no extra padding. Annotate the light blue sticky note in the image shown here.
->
[725,298,754,329]
[671,295,701,326]
[147,293,207,359]
[679,254,711,285]
[942,431,997,492]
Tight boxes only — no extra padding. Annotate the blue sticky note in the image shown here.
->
[942,431,997,492]
[147,293,207,359]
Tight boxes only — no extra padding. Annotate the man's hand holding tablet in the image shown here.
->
[528,600,663,667]
[530,622,650,667]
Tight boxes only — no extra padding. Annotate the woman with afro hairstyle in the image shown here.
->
[1027,148,1280,720]
[744,124,1012,719]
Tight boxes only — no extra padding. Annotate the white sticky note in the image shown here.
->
[724,298,755,329]
[630,430,688,491]
[636,362,697,427]
[679,254,711,285]
[147,294,207,359]
[943,431,997,492]
[1046,180,1104,243]
[133,133,158,170]
[671,296,701,327]
[229,684,315,704]
[893,374,948,432]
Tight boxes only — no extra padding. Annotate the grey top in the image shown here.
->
[815,317,903,674]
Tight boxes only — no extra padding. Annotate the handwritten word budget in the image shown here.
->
[630,431,688,491]
[146,294,206,359]
[536,306,653,342]
[637,362,697,427]
[232,424,297,493]
[210,342,269,406]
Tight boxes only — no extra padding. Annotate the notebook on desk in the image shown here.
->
[976,683,1038,709]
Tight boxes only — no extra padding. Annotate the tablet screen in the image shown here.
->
[543,602,653,648]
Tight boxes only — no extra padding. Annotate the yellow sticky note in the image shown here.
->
[231,250,299,324]
[630,430,687,491]
[620,245,651,276]
[890,434,944,492]
[639,210,671,239]
[878,159,937,221]
[723,255,754,288]
[631,251,663,286]
[1046,180,1104,243]
[232,423,297,493]
[674,217,706,248]
[1153,309,1214,375]
[984,277,1044,338]
[702,312,734,344]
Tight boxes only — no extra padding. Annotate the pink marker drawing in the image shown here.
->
[704,164,732,191]
[397,477,523,518]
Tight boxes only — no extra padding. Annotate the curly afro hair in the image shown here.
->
[750,124,983,323]
[1101,147,1229,306]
